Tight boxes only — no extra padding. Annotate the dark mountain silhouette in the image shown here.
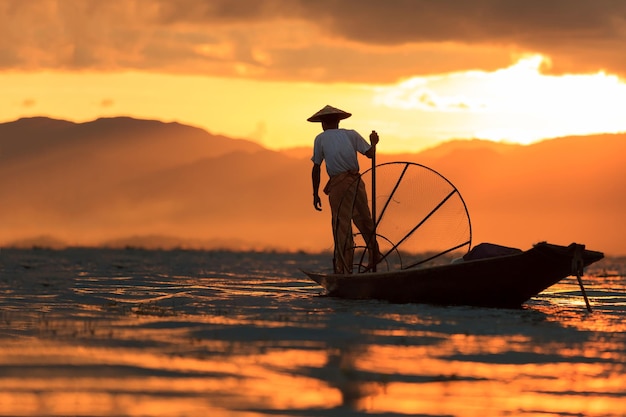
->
[1,117,624,255]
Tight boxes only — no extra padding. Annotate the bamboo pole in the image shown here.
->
[371,131,377,272]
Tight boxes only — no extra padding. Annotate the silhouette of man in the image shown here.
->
[309,105,380,274]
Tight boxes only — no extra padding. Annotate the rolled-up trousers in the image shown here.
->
[324,170,376,274]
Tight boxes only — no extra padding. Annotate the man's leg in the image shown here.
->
[329,180,357,274]
[351,181,381,268]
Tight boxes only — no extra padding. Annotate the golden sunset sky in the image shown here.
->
[2,0,626,153]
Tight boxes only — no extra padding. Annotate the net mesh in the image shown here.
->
[335,162,472,272]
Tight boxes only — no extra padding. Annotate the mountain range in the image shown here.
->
[1,117,624,255]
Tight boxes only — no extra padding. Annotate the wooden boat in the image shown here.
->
[303,242,604,308]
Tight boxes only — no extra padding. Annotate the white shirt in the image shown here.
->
[311,128,371,177]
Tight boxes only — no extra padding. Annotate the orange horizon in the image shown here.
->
[0,117,623,256]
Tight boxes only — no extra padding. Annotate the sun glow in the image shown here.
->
[373,54,626,145]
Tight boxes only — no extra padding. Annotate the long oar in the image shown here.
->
[370,131,377,272]
[572,244,592,312]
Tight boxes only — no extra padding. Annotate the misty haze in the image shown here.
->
[1,116,624,255]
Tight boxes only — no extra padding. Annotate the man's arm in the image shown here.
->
[312,163,322,211]
[364,130,379,159]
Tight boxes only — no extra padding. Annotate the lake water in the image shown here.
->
[0,248,625,417]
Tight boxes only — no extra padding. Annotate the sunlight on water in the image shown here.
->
[0,249,624,416]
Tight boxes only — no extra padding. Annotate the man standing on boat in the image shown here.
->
[309,105,380,274]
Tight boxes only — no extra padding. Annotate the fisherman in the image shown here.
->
[309,104,380,274]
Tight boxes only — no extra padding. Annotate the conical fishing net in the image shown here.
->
[334,162,472,273]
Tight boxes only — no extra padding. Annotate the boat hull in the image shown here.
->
[303,242,604,308]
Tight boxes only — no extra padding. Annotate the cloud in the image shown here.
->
[310,0,626,77]
[1,0,625,82]
[373,54,626,143]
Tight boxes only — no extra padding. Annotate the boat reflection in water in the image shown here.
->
[0,249,624,416]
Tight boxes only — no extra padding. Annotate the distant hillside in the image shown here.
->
[279,146,312,159]
[1,117,624,255]
[383,134,626,255]
[0,116,262,167]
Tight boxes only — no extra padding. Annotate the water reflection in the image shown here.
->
[0,249,624,416]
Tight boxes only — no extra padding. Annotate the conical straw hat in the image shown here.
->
[307,105,352,122]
